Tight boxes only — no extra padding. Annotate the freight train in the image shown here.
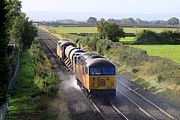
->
[57,40,116,97]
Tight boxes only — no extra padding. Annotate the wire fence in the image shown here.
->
[0,49,20,120]
[0,103,8,120]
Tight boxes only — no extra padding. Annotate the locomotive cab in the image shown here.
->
[87,58,116,96]
[75,53,116,97]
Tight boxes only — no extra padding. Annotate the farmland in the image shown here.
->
[124,27,178,33]
[47,27,97,33]
[120,37,136,43]
[131,45,180,63]
[45,26,180,63]
[46,26,179,33]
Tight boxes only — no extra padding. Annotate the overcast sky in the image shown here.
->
[20,0,180,21]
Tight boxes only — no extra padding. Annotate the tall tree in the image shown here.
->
[97,19,125,42]
[136,18,144,25]
[121,18,137,25]
[0,0,11,105]
[105,23,125,42]
[87,17,97,24]
[167,17,179,26]
[97,18,107,39]
[0,0,32,105]
[12,13,37,50]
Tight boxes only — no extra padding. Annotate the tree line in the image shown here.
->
[37,17,180,27]
[89,17,180,27]
[0,0,37,106]
[107,17,180,27]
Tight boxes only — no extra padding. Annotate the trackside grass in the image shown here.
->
[131,45,180,63]
[7,39,70,120]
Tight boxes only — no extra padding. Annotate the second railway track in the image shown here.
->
[116,78,177,120]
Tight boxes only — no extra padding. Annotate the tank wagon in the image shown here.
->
[57,40,116,97]
[57,40,77,60]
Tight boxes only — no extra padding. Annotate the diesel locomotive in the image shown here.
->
[57,40,116,97]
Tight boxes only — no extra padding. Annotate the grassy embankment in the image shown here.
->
[131,45,180,63]
[6,39,70,120]
[44,26,180,108]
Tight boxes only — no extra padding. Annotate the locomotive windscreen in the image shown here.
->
[102,67,115,75]
[90,67,101,75]
[90,67,115,75]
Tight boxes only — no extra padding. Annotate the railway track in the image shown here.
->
[39,32,103,120]
[89,98,129,120]
[38,29,178,120]
[39,30,129,120]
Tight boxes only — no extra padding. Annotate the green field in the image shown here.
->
[124,28,178,33]
[46,26,179,33]
[120,37,136,42]
[47,27,97,33]
[131,45,180,63]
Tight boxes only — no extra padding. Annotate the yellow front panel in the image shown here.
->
[89,76,116,90]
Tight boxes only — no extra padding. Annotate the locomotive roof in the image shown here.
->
[86,58,114,67]
[78,52,114,67]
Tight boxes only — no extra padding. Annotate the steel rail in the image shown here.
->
[117,79,177,120]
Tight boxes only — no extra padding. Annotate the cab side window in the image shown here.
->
[85,67,88,74]
[82,66,88,75]
[82,66,85,74]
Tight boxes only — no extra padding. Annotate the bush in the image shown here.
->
[78,35,99,51]
[159,30,180,44]
[132,68,139,74]
[136,30,180,44]
[7,38,62,119]
[96,39,113,56]
[136,30,159,44]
